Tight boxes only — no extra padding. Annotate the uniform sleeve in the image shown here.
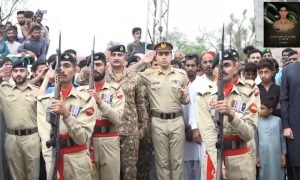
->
[128,60,149,72]
[37,98,52,176]
[62,96,97,145]
[195,94,217,170]
[99,87,125,125]
[280,68,290,129]
[135,75,149,129]
[229,89,260,142]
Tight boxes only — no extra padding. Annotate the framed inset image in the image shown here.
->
[264,2,300,47]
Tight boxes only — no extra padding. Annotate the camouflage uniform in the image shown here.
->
[106,67,149,180]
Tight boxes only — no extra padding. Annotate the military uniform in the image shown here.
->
[139,42,189,180]
[0,60,40,180]
[273,19,295,33]
[196,78,259,180]
[79,80,125,180]
[37,53,97,180]
[106,44,149,180]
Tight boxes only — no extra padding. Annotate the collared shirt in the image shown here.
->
[18,37,47,60]
[140,67,189,112]
[5,40,21,54]
[189,75,212,129]
[0,82,39,129]
[37,86,97,174]
[258,83,280,117]
[106,67,149,136]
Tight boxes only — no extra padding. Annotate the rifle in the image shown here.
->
[89,35,95,89]
[46,31,61,180]
[215,25,225,180]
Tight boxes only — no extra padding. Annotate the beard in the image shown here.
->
[13,75,27,85]
[94,71,105,82]
[19,21,25,26]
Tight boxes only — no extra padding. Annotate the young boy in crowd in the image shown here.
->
[256,98,286,180]
[243,62,257,81]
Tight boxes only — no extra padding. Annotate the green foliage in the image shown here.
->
[167,28,207,54]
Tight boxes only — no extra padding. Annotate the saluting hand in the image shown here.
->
[215,99,235,122]
[51,97,70,119]
[142,50,156,63]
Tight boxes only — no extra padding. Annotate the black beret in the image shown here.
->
[229,49,239,59]
[212,50,236,69]
[24,11,34,18]
[13,59,28,69]
[108,45,126,53]
[154,42,173,52]
[87,52,106,66]
[185,53,200,61]
[61,52,76,65]
[64,49,77,58]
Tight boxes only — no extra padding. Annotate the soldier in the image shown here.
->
[106,44,149,180]
[195,50,260,179]
[37,52,97,180]
[78,52,125,180]
[273,5,295,33]
[139,42,189,180]
[0,59,40,180]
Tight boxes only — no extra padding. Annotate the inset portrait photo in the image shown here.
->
[264,2,300,47]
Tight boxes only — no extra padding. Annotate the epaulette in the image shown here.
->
[77,90,92,102]
[143,68,157,76]
[174,68,187,75]
[37,93,53,101]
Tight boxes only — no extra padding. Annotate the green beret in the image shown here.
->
[108,45,126,53]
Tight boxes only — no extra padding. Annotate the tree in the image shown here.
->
[200,9,255,61]
[167,28,207,55]
[0,0,26,23]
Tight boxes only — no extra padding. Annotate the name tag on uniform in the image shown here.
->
[230,100,246,113]
[69,104,82,117]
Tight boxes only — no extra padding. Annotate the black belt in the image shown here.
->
[59,138,79,148]
[223,139,246,150]
[94,125,113,133]
[151,110,182,119]
[7,127,38,136]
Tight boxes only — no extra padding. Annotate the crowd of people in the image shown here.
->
[0,9,300,180]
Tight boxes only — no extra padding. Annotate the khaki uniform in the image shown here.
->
[195,78,259,180]
[79,80,125,180]
[140,67,189,180]
[37,86,97,180]
[0,82,40,180]
[273,19,295,33]
[106,67,149,180]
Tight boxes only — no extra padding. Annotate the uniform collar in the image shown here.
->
[61,85,77,100]
[210,78,243,96]
[12,81,32,91]
[95,80,108,92]
[158,67,175,75]
[107,67,129,81]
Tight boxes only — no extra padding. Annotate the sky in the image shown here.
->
[20,0,254,57]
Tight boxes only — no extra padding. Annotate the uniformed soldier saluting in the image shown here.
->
[78,52,125,180]
[195,50,260,179]
[139,42,189,180]
[0,59,40,180]
[37,52,97,180]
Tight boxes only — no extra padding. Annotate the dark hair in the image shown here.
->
[24,11,34,18]
[0,57,12,67]
[31,24,42,32]
[248,49,263,58]
[78,59,88,69]
[257,58,275,71]
[287,50,298,57]
[244,62,257,73]
[261,97,276,109]
[5,21,12,26]
[279,4,288,11]
[270,58,279,72]
[31,59,47,73]
[6,27,16,33]
[47,54,57,68]
[171,60,182,69]
[17,11,25,15]
[185,54,199,66]
[282,48,293,56]
[243,45,255,55]
[132,27,141,34]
